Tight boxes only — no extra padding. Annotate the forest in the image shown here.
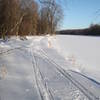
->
[57,24,100,36]
[0,0,62,39]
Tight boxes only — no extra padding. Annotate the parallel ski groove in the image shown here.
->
[0,46,29,55]
[30,47,54,100]
[1,41,99,100]
[39,49,99,100]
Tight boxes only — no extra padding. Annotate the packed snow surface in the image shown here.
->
[0,35,100,100]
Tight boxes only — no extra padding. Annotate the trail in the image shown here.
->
[37,49,99,100]
[0,37,100,100]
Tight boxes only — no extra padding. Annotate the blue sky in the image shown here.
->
[60,0,100,30]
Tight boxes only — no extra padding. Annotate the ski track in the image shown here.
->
[37,48,99,100]
[0,45,40,100]
[30,46,54,100]
[0,46,29,55]
[0,46,47,100]
[0,40,100,100]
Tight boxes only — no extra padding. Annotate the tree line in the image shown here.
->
[0,0,62,39]
[58,24,100,36]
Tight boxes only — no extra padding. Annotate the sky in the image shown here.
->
[60,0,100,30]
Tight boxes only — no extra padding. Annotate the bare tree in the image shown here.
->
[19,0,38,36]
[0,0,63,38]
[38,0,63,35]
[0,0,21,39]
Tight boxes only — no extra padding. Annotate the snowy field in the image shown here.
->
[0,35,100,100]
[51,35,100,83]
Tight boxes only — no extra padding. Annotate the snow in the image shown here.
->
[0,35,100,100]
[50,35,100,83]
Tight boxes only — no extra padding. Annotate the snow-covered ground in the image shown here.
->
[0,35,100,100]
[50,35,100,83]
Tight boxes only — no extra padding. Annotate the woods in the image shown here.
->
[58,24,100,36]
[0,0,63,39]
[0,0,21,39]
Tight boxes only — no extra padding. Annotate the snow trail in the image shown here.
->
[37,49,99,100]
[0,36,100,100]
[30,46,54,100]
